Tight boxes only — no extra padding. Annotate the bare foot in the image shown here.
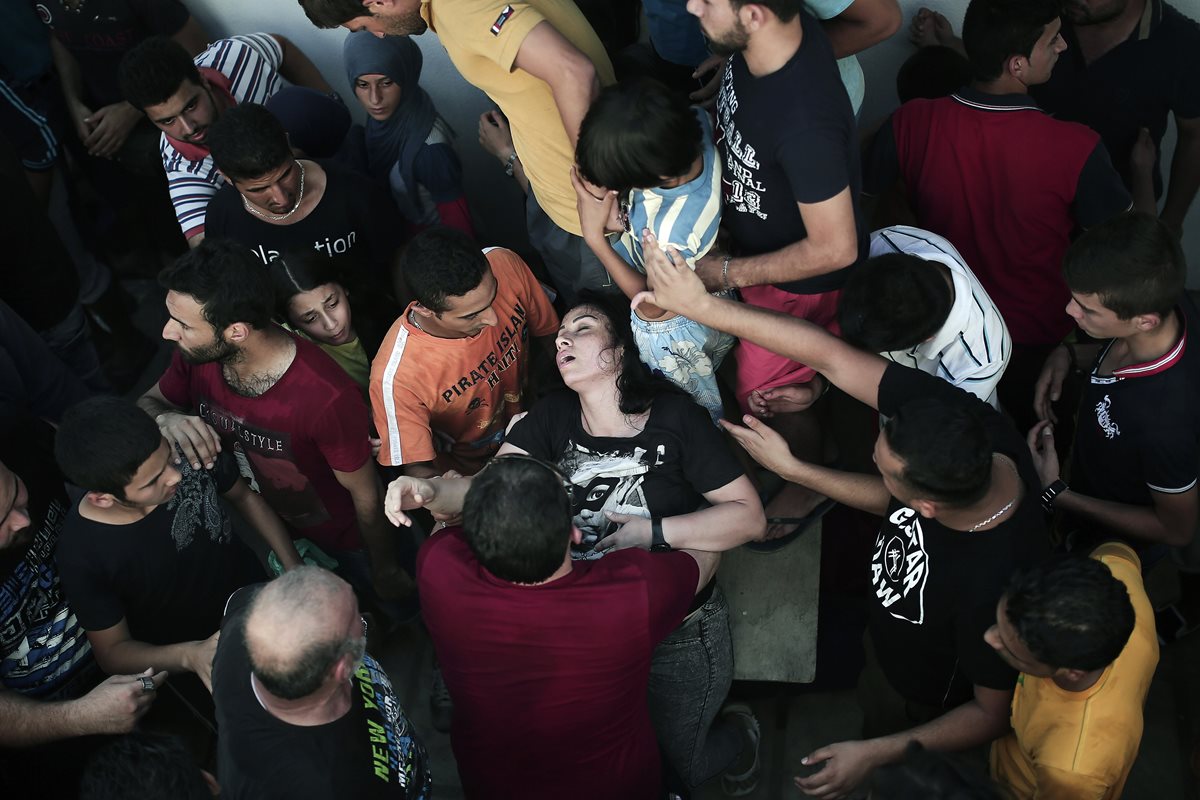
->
[764,481,828,540]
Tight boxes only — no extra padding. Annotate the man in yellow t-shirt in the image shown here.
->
[985,543,1159,799]
[370,227,559,478]
[298,0,617,304]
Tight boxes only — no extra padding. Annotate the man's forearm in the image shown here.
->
[683,294,842,376]
[96,639,199,678]
[820,3,902,59]
[549,64,599,148]
[354,493,400,566]
[782,458,891,517]
[0,692,93,746]
[137,394,180,418]
[870,696,1011,762]
[231,488,302,570]
[729,236,854,290]
[1161,127,1200,231]
[1055,490,1192,546]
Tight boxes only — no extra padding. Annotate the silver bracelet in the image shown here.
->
[721,256,733,292]
[504,150,518,178]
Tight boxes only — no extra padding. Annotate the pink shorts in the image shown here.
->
[734,284,842,413]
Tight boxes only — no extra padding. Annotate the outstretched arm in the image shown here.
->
[635,231,887,411]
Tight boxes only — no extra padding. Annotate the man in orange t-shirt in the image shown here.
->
[371,227,558,478]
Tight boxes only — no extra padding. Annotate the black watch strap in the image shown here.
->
[650,517,671,552]
[1040,479,1068,513]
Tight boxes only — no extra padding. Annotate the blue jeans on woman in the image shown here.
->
[647,582,743,790]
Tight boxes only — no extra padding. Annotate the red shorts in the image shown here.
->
[734,285,841,413]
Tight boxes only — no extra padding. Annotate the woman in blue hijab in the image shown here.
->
[343,31,474,237]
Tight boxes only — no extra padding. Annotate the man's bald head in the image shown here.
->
[244,567,364,700]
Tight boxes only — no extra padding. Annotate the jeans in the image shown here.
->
[647,582,742,789]
[39,303,107,392]
[524,187,615,307]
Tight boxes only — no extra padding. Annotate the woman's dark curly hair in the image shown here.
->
[571,290,687,415]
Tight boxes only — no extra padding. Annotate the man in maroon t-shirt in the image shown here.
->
[865,0,1136,432]
[414,455,719,799]
[138,239,413,610]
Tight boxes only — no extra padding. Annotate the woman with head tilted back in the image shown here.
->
[384,291,767,793]
[343,31,474,238]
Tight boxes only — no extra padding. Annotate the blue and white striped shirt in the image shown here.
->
[611,108,722,272]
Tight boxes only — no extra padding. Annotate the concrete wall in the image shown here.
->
[185,0,1200,279]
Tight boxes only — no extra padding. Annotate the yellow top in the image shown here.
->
[422,0,614,235]
[286,324,370,394]
[990,542,1159,799]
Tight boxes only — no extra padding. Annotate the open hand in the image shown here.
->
[746,377,825,418]
[720,414,800,477]
[632,230,711,317]
[383,476,438,527]
[594,511,653,553]
[156,412,221,470]
[689,53,729,107]
[82,102,141,158]
[1026,420,1060,488]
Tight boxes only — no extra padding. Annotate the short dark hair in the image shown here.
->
[838,254,953,352]
[119,36,202,111]
[962,0,1062,82]
[1005,554,1136,671]
[55,397,162,499]
[896,46,973,103]
[884,397,992,506]
[298,0,366,27]
[400,226,489,312]
[159,239,276,333]
[572,290,689,415]
[1063,213,1185,320]
[207,103,293,183]
[463,456,574,583]
[576,80,702,192]
[80,732,210,800]
[729,0,803,23]
[870,742,1008,800]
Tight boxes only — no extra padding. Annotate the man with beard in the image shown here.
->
[138,240,414,622]
[912,0,1200,234]
[295,0,616,305]
[684,0,868,547]
[119,34,334,246]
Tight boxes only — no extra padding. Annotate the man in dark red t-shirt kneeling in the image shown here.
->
[417,455,718,799]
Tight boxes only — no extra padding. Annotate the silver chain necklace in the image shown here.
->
[968,456,1019,532]
[242,161,306,222]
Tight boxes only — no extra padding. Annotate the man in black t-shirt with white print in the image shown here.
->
[686,0,869,540]
[212,567,430,799]
[1031,213,1200,556]
[634,237,1049,799]
[203,102,402,276]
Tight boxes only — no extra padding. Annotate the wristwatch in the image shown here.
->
[504,150,518,178]
[1040,479,1069,513]
[650,517,672,552]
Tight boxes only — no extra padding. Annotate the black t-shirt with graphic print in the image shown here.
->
[506,390,744,559]
[870,364,1049,709]
[56,450,263,646]
[1070,297,1200,516]
[205,159,403,277]
[213,589,431,800]
[714,7,867,295]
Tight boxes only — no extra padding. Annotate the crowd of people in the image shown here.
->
[1,0,1198,797]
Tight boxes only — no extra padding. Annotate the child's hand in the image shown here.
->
[570,167,624,242]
